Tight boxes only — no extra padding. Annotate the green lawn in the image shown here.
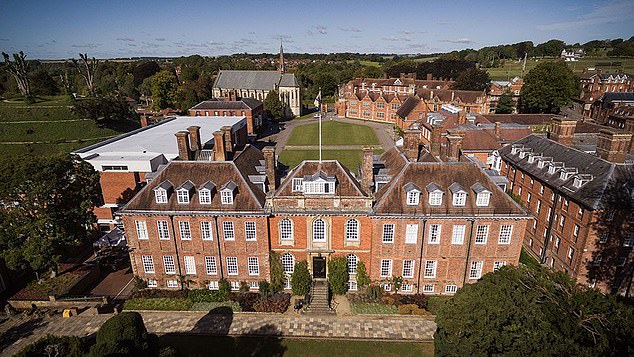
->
[286,121,379,146]
[350,302,398,315]
[190,301,241,312]
[486,56,634,80]
[123,297,194,311]
[520,247,541,269]
[158,335,433,357]
[279,149,383,171]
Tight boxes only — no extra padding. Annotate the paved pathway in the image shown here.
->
[1,311,435,356]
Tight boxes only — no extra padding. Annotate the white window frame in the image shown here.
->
[401,283,413,293]
[184,256,196,275]
[347,254,358,274]
[177,189,190,204]
[428,224,441,244]
[312,219,326,242]
[230,281,240,291]
[475,225,489,244]
[220,190,234,204]
[226,256,238,275]
[142,255,155,274]
[382,224,395,243]
[402,260,415,278]
[147,279,157,288]
[476,192,491,207]
[469,261,483,279]
[205,256,217,275]
[199,189,211,204]
[250,281,260,290]
[493,261,507,271]
[424,260,437,278]
[155,189,168,204]
[135,220,148,240]
[222,221,235,240]
[292,178,303,192]
[445,285,458,294]
[208,281,219,290]
[279,219,294,241]
[248,257,259,276]
[452,224,465,245]
[345,219,360,241]
[245,221,257,241]
[452,192,466,206]
[167,280,179,288]
[423,284,434,293]
[163,256,176,275]
[429,191,443,206]
[282,253,295,274]
[406,191,420,205]
[179,221,192,240]
[157,220,170,240]
[380,259,393,277]
[405,224,418,244]
[201,221,213,241]
[498,225,513,245]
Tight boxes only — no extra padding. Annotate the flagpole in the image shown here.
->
[318,88,322,162]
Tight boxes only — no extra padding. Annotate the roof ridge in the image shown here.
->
[374,161,411,210]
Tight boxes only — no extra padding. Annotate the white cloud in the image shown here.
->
[537,1,634,31]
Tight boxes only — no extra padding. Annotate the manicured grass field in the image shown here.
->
[278,149,383,171]
[0,96,139,158]
[158,335,433,357]
[350,302,398,315]
[286,121,379,146]
[486,56,634,80]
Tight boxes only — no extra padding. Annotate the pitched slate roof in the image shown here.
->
[396,96,421,118]
[480,114,554,126]
[373,162,525,216]
[190,98,263,111]
[213,70,299,90]
[597,92,634,108]
[499,135,633,209]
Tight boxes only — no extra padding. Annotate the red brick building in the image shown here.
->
[499,131,633,295]
[580,70,633,117]
[488,77,523,113]
[189,97,264,136]
[120,132,530,295]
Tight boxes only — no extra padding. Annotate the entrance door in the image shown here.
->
[313,257,326,279]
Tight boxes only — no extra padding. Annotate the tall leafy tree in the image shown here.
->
[2,51,32,98]
[519,61,580,114]
[0,155,102,273]
[434,265,634,356]
[263,89,286,121]
[495,92,515,114]
[451,67,491,92]
[150,70,179,111]
[534,39,566,57]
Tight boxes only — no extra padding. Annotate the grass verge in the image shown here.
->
[350,302,398,315]
[286,121,379,146]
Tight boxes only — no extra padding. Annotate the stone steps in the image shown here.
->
[305,281,335,315]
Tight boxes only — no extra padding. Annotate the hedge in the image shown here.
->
[122,297,193,311]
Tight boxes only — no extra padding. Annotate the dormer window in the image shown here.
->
[472,182,492,207]
[153,180,173,204]
[292,178,303,192]
[548,165,556,174]
[449,183,467,207]
[404,183,421,206]
[198,181,216,204]
[573,174,593,189]
[510,145,523,155]
[302,171,336,195]
[220,181,237,205]
[176,181,194,204]
[426,183,443,206]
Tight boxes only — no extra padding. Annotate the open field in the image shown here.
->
[0,96,139,158]
[486,56,634,80]
[286,121,379,146]
[158,335,434,357]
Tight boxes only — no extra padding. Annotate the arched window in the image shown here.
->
[313,219,325,242]
[281,253,295,274]
[279,219,294,241]
[345,219,359,241]
[347,254,358,274]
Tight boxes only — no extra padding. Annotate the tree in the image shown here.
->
[0,154,102,273]
[72,95,138,127]
[519,61,580,114]
[434,265,634,356]
[534,39,566,57]
[327,256,349,295]
[263,89,286,121]
[495,92,515,114]
[72,53,99,96]
[132,61,161,87]
[356,261,371,288]
[269,251,285,293]
[2,51,32,98]
[451,67,491,92]
[150,70,179,111]
[88,312,150,357]
[291,260,312,295]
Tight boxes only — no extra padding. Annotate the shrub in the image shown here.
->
[89,312,149,357]
[398,304,419,315]
[188,289,228,303]
[366,285,384,301]
[269,251,285,293]
[291,260,312,296]
[399,293,428,309]
[327,256,349,295]
[122,298,192,311]
[259,280,271,297]
[131,289,187,299]
[133,276,147,291]
[16,335,87,357]
[239,281,250,293]
[190,301,241,312]
[229,292,260,312]
[382,296,395,306]
[356,261,371,288]
[218,279,231,296]
[253,293,291,313]
[391,276,403,293]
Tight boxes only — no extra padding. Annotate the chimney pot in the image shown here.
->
[175,131,192,160]
[187,126,202,152]
[213,131,226,161]
[263,146,276,192]
[221,126,233,156]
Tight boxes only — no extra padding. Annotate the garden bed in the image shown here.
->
[11,264,99,300]
[351,302,398,315]
[347,288,432,316]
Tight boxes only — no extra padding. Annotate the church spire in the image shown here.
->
[278,39,285,73]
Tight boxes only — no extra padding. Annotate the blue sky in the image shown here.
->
[0,0,632,59]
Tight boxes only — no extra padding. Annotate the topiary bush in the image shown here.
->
[89,312,149,357]
[218,278,231,297]
[356,261,371,288]
[366,284,384,301]
[229,292,260,312]
[291,260,312,296]
[327,256,349,295]
[259,280,271,297]
[132,289,187,299]
[269,251,285,293]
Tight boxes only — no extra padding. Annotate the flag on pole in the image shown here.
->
[314,90,322,109]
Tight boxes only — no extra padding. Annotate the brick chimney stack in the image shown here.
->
[175,131,192,161]
[426,73,433,81]
[221,126,233,156]
[187,126,202,152]
[447,133,464,162]
[140,115,149,128]
[550,117,577,146]
[494,122,502,139]
[403,129,421,161]
[458,110,466,125]
[263,146,276,192]
[361,147,374,191]
[213,131,226,161]
[596,129,632,163]
[431,124,443,157]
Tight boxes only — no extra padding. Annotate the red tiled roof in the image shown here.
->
[275,160,368,197]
